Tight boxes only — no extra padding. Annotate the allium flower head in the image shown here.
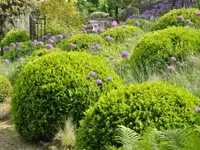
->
[63,34,67,39]
[46,33,51,38]
[111,21,118,27]
[178,16,184,21]
[3,46,10,51]
[3,59,9,64]
[10,43,16,47]
[16,47,22,51]
[42,35,48,40]
[106,77,113,82]
[121,51,130,58]
[194,107,200,113]
[105,36,114,42]
[96,79,102,85]
[51,36,56,41]
[33,40,37,43]
[168,65,176,71]
[196,12,200,17]
[134,20,140,26]
[18,58,24,62]
[57,34,63,39]
[93,24,98,28]
[186,19,191,24]
[70,32,74,36]
[69,43,77,48]
[38,41,44,46]
[15,42,20,47]
[94,44,100,50]
[46,44,53,49]
[48,39,54,44]
[170,57,177,62]
[89,71,97,77]
[109,56,115,61]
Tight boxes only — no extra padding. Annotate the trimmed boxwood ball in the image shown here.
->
[59,34,107,51]
[1,30,29,47]
[0,75,12,102]
[151,8,200,31]
[12,51,121,140]
[76,82,200,150]
[101,25,144,43]
[130,27,200,70]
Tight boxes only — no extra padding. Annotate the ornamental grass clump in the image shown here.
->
[130,27,200,71]
[12,51,121,140]
[76,81,200,150]
[101,25,144,43]
[0,75,12,102]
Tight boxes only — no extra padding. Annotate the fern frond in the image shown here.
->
[115,125,140,150]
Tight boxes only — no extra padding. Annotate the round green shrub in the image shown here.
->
[12,51,121,140]
[130,27,200,70]
[126,18,152,32]
[0,75,12,102]
[151,8,200,31]
[59,34,107,51]
[1,30,29,47]
[76,81,200,150]
[101,25,144,43]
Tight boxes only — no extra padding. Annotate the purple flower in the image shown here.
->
[178,16,184,21]
[3,46,10,51]
[96,79,102,85]
[42,35,48,41]
[170,57,177,62]
[94,44,100,50]
[57,34,63,39]
[98,29,104,33]
[48,39,54,44]
[93,24,98,28]
[33,40,37,43]
[168,66,176,71]
[92,45,96,50]
[109,56,115,61]
[104,21,109,25]
[15,42,20,47]
[3,59,9,64]
[46,44,53,49]
[196,12,200,17]
[38,41,44,46]
[16,47,22,51]
[106,77,113,82]
[134,20,140,26]
[111,21,118,27]
[18,58,24,62]
[69,43,77,48]
[105,36,114,42]
[122,24,126,28]
[10,43,16,47]
[186,19,191,24]
[70,32,74,36]
[194,107,200,113]
[121,51,130,58]
[51,36,56,41]
[46,33,51,38]
[63,34,67,39]
[89,71,97,77]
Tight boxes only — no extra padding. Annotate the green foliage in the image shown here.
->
[0,75,12,102]
[151,8,200,31]
[125,18,152,32]
[101,25,144,43]
[12,51,121,140]
[1,30,29,47]
[130,27,200,70]
[76,81,200,150]
[115,125,200,150]
[59,34,107,52]
[90,11,109,18]
[39,1,82,28]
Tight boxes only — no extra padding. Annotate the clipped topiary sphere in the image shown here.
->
[130,27,200,70]
[0,75,12,102]
[151,8,200,31]
[1,30,29,47]
[76,82,200,150]
[126,18,152,31]
[59,34,107,51]
[12,51,121,140]
[101,25,144,43]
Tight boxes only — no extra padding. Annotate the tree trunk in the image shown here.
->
[115,6,119,21]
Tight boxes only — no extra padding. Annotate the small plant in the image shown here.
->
[0,75,12,102]
[53,118,76,150]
